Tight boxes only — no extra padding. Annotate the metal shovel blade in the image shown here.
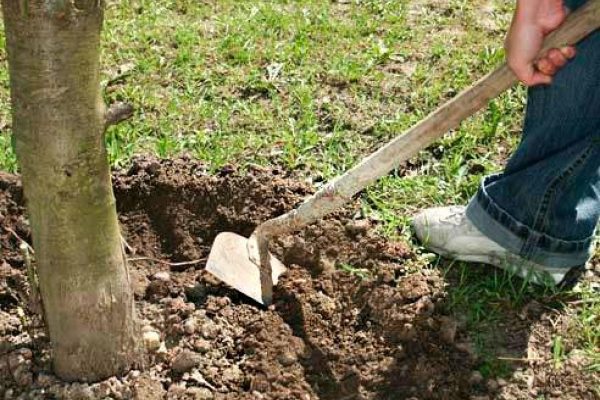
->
[206,232,287,305]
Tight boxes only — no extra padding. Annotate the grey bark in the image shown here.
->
[1,0,142,381]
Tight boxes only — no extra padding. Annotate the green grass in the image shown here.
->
[105,0,518,177]
[0,0,597,381]
[569,283,600,372]
[338,263,372,280]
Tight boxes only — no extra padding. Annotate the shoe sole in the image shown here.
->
[426,244,563,286]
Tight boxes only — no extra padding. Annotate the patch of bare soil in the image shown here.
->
[0,157,597,399]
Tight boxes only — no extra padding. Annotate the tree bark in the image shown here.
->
[1,0,142,381]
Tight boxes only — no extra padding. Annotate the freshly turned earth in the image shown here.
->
[0,157,597,400]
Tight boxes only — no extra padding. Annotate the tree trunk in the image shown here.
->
[1,0,142,381]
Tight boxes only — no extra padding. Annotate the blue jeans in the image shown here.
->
[466,0,600,271]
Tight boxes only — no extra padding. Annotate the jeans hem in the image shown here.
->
[466,176,593,269]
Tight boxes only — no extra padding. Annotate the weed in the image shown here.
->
[338,263,372,280]
[569,284,600,371]
[552,335,565,369]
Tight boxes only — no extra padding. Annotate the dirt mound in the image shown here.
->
[0,157,597,399]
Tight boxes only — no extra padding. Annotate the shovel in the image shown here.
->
[206,0,600,305]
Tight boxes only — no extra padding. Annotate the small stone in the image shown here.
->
[496,378,507,387]
[184,318,197,335]
[153,271,171,282]
[439,316,458,344]
[200,321,220,340]
[185,387,213,400]
[513,370,527,383]
[143,330,161,352]
[193,339,212,354]
[172,350,203,374]
[128,370,141,379]
[469,371,483,385]
[277,351,298,367]
[222,365,243,384]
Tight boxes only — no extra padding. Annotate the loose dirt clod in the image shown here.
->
[0,159,597,399]
[172,350,203,374]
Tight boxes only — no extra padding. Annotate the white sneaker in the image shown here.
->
[411,206,568,286]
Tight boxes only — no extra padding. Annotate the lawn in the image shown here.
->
[0,0,597,396]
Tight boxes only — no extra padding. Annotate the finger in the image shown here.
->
[528,71,553,86]
[546,48,567,68]
[560,46,576,59]
[510,62,552,86]
[536,58,558,76]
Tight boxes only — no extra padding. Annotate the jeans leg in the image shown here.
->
[565,0,588,10]
[466,24,600,269]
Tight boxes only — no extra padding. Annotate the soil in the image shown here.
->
[0,157,598,400]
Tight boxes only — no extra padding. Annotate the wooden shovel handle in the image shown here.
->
[257,0,600,238]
